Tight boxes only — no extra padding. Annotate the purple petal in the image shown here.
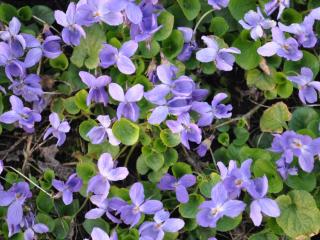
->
[140,200,163,214]
[91,227,110,240]
[250,200,262,226]
[175,185,189,203]
[125,84,144,102]
[162,218,185,232]
[85,208,106,219]
[222,200,246,218]
[117,55,136,75]
[196,48,217,63]
[130,182,145,206]
[148,106,169,125]
[179,174,196,188]
[33,223,49,233]
[258,198,280,217]
[98,153,114,176]
[109,83,125,102]
[107,167,129,181]
[120,41,138,58]
[7,201,23,225]
[257,42,279,57]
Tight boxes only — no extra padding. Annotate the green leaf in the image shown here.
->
[218,132,230,146]
[198,173,220,198]
[260,102,291,133]
[88,142,119,159]
[248,231,278,240]
[74,89,90,112]
[76,161,96,183]
[209,17,229,37]
[49,53,69,70]
[160,129,181,147]
[276,80,293,99]
[179,194,204,218]
[36,191,54,213]
[163,148,178,167]
[246,68,276,91]
[112,118,140,145]
[281,8,302,24]
[228,0,256,20]
[177,0,201,21]
[32,5,55,24]
[0,3,17,23]
[172,162,192,178]
[79,119,97,141]
[153,11,174,41]
[83,219,109,234]
[288,107,319,131]
[162,30,184,59]
[144,151,165,171]
[276,190,320,238]
[52,218,70,239]
[17,6,32,21]
[71,24,106,69]
[36,213,55,231]
[216,215,242,232]
[284,51,320,77]
[64,97,80,115]
[136,154,150,175]
[139,40,160,58]
[286,172,317,192]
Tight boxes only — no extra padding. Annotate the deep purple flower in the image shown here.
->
[192,93,232,127]
[248,176,280,226]
[239,8,276,40]
[42,35,62,59]
[119,182,163,227]
[196,182,246,228]
[258,27,302,61]
[52,173,82,205]
[44,112,71,146]
[208,0,229,10]
[108,83,144,122]
[87,115,120,145]
[79,71,111,106]
[0,182,32,226]
[9,74,43,103]
[139,210,185,240]
[157,174,196,203]
[265,0,290,19]
[287,67,320,104]
[177,27,198,62]
[0,95,41,133]
[87,153,129,202]
[54,2,86,46]
[22,212,49,240]
[99,40,138,75]
[196,36,240,71]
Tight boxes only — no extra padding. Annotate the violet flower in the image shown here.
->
[87,153,129,203]
[79,71,111,106]
[54,2,86,46]
[119,182,163,227]
[239,8,276,40]
[287,67,320,104]
[139,210,185,240]
[88,227,117,240]
[208,0,230,10]
[265,0,290,19]
[166,113,202,149]
[196,36,240,71]
[87,115,120,145]
[108,83,144,122]
[247,176,280,226]
[0,95,41,133]
[0,160,3,175]
[22,213,49,240]
[99,40,138,75]
[257,27,303,61]
[196,137,214,157]
[44,112,71,146]
[52,173,82,205]
[0,182,32,226]
[177,27,198,62]
[42,35,62,59]
[192,93,232,127]
[157,174,196,203]
[196,182,246,228]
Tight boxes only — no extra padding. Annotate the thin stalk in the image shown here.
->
[193,9,214,38]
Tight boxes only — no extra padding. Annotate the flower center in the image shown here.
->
[133,205,140,214]
[235,179,243,187]
[210,206,222,216]
[291,139,303,149]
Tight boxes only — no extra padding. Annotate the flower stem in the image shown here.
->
[193,9,214,38]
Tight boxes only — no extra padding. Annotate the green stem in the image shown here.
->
[193,9,214,38]
[32,15,60,34]
[124,144,137,167]
[72,197,89,218]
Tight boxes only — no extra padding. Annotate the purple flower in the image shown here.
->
[0,160,3,175]
[257,27,303,61]
[88,227,117,240]
[265,0,290,19]
[309,7,320,21]
[287,67,320,104]
[22,213,49,240]
[196,182,246,228]
[85,196,126,224]
[177,27,198,62]
[157,174,196,203]
[44,112,71,146]
[42,35,62,59]
[196,137,214,157]
[54,2,86,46]
[87,153,129,202]
[99,40,138,75]
[0,95,41,133]
[208,0,229,10]
[196,36,240,71]
[119,182,163,227]
[52,173,82,205]
[248,176,280,226]
[79,71,111,106]
[192,93,232,127]
[76,0,124,26]
[87,115,120,145]
[0,182,32,226]
[139,210,185,240]
[239,8,276,40]
[166,113,202,149]
[108,83,144,122]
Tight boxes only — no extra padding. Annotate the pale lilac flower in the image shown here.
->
[108,83,144,122]
[196,36,240,71]
[239,8,276,40]
[158,174,196,203]
[42,35,62,59]
[99,40,138,75]
[87,115,120,145]
[79,71,111,106]
[265,0,290,19]
[52,173,82,205]
[0,182,32,226]
[23,213,49,240]
[0,160,3,175]
[54,2,86,46]
[217,160,237,180]
[88,227,117,240]
[139,210,185,240]
[196,137,214,157]
[0,95,41,133]
[166,113,202,149]
[208,0,230,10]
[196,182,246,228]
[87,153,129,202]
[177,27,198,62]
[309,7,320,21]
[192,93,232,127]
[248,176,280,226]
[287,67,320,104]
[119,182,163,227]
[257,27,303,61]
[44,112,71,146]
